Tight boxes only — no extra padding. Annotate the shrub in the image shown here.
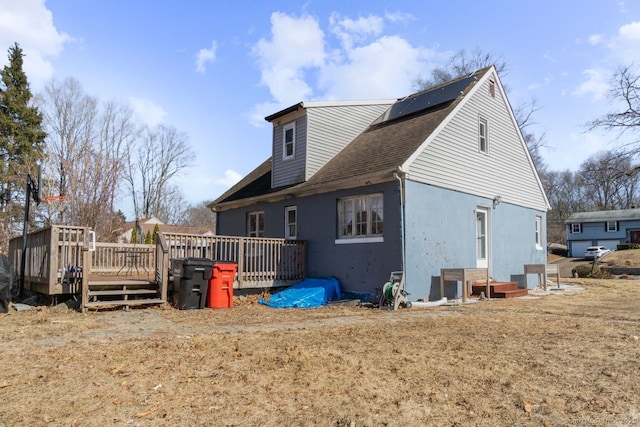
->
[616,243,640,251]
[571,263,612,279]
[549,246,568,257]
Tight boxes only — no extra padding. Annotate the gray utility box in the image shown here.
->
[171,258,213,310]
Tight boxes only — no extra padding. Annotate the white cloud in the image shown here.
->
[0,0,71,86]
[252,12,325,105]
[572,68,609,100]
[329,13,384,51]
[384,11,416,24]
[319,35,431,99]
[129,97,167,127]
[610,21,640,64]
[195,40,217,74]
[250,11,436,125]
[588,34,603,45]
[214,169,243,187]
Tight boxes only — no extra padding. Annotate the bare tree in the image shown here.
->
[37,78,133,239]
[589,64,640,145]
[125,124,195,222]
[578,150,639,211]
[414,48,508,90]
[181,200,217,229]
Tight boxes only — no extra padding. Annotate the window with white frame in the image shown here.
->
[285,206,297,239]
[247,211,264,237]
[570,223,582,233]
[337,194,383,240]
[606,221,618,232]
[535,216,542,249]
[283,122,295,159]
[479,117,488,153]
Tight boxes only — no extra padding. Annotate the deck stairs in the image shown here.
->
[471,280,528,299]
[84,279,165,310]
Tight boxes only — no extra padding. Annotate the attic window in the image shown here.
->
[479,117,489,153]
[489,79,495,98]
[283,122,295,159]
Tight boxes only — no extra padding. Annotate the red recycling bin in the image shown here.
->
[207,262,237,308]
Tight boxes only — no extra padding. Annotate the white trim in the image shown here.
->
[335,236,384,245]
[535,215,543,250]
[479,116,489,154]
[282,121,296,160]
[301,100,395,108]
[284,205,297,239]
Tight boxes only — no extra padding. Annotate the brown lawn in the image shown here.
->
[0,278,639,426]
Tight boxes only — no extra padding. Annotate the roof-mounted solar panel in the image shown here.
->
[378,74,477,124]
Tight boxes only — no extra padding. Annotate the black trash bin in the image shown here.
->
[0,254,12,314]
[171,258,213,310]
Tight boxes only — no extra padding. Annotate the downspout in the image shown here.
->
[394,169,406,279]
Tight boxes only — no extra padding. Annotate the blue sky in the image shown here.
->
[2,0,640,218]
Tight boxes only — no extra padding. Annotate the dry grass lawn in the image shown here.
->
[1,278,639,426]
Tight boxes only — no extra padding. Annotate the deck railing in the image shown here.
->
[9,226,307,295]
[161,232,306,288]
[8,225,88,295]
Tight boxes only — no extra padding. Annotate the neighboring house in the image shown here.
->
[209,66,550,301]
[565,208,640,257]
[119,217,215,243]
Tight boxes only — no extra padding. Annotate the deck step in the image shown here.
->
[83,279,164,311]
[88,289,158,296]
[84,298,165,308]
[471,281,528,299]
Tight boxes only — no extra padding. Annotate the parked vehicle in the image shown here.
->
[584,246,611,260]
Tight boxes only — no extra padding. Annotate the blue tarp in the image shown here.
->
[259,277,342,308]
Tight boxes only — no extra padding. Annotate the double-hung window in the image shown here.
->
[337,194,383,242]
[606,221,618,232]
[479,117,488,153]
[570,223,582,234]
[247,211,264,237]
[285,206,297,239]
[535,216,542,249]
[283,122,295,159]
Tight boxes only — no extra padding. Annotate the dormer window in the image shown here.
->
[283,122,295,159]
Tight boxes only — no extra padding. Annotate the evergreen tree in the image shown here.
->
[0,43,46,252]
[130,226,138,244]
[144,230,152,244]
[152,223,160,243]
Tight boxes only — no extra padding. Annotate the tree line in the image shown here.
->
[0,43,214,252]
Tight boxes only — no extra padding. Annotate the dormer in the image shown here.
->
[265,100,395,189]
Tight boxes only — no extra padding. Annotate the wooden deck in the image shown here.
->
[9,226,306,311]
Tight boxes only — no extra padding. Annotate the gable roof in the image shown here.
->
[565,208,640,223]
[211,66,548,211]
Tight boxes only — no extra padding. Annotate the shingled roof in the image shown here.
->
[210,67,491,210]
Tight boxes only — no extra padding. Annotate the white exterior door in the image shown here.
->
[476,208,489,269]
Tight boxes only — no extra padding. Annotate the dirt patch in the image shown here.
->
[1,279,639,426]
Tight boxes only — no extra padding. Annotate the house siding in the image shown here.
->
[408,71,548,212]
[272,115,307,188]
[403,180,547,301]
[306,104,392,180]
[566,219,640,256]
[216,181,403,298]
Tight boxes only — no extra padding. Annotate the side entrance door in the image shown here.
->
[630,230,640,244]
[476,207,489,269]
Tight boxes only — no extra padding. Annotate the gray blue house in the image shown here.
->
[565,208,640,257]
[210,66,550,301]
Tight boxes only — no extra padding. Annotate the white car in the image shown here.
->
[584,246,611,260]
